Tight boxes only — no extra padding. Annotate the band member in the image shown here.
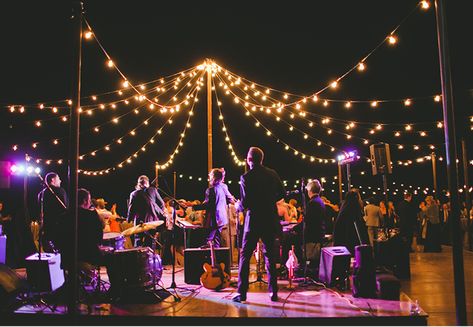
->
[304,179,326,272]
[192,168,236,248]
[127,175,166,224]
[233,147,285,303]
[37,172,68,252]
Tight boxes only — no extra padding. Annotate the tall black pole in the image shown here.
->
[346,163,351,194]
[434,0,467,324]
[431,152,438,197]
[461,139,471,251]
[68,0,83,316]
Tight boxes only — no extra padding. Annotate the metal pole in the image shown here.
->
[461,139,472,251]
[431,152,438,197]
[382,174,389,227]
[338,163,343,204]
[434,0,467,324]
[155,162,159,187]
[346,163,351,194]
[173,171,177,199]
[206,59,213,176]
[23,154,30,221]
[68,0,83,316]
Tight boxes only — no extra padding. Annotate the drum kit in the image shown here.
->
[100,220,165,290]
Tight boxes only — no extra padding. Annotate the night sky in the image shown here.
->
[0,1,472,215]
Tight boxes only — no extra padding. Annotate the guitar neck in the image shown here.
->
[209,241,216,268]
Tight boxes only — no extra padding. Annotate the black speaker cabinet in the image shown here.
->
[184,247,230,285]
[369,143,392,175]
[318,246,351,286]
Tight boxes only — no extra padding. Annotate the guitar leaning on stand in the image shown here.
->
[200,241,231,291]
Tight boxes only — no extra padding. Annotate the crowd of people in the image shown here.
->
[1,146,473,303]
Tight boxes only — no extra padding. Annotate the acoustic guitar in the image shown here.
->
[200,241,231,290]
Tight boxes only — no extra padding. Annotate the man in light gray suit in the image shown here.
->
[363,197,384,246]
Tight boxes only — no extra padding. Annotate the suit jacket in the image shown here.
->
[397,199,418,235]
[238,164,285,234]
[194,183,234,228]
[304,195,326,243]
[38,186,68,234]
[363,204,383,227]
[127,186,165,223]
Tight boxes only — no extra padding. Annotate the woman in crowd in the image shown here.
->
[423,195,441,252]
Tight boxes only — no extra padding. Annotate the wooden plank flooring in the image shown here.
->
[9,244,473,325]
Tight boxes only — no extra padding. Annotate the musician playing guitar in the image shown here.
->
[200,240,231,290]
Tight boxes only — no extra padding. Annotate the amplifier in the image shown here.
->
[25,253,65,292]
[318,246,351,286]
[184,247,230,285]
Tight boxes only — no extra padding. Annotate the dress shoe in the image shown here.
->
[232,294,247,302]
[270,292,278,302]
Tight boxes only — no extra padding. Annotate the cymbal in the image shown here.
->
[121,220,164,236]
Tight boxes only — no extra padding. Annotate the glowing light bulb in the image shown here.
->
[395,131,401,137]
[330,81,338,89]
[345,101,352,108]
[323,100,329,107]
[84,31,93,39]
[420,1,430,9]
[388,35,397,45]
[405,124,412,131]
[35,121,42,127]
[122,80,129,88]
[107,60,114,68]
[371,101,378,108]
[358,62,365,71]
[420,131,427,137]
[404,99,412,106]
[434,95,441,102]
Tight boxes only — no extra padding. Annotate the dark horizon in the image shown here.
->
[0,1,472,215]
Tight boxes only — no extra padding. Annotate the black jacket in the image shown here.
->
[37,186,68,233]
[397,199,418,235]
[304,195,326,243]
[127,186,165,223]
[239,165,285,234]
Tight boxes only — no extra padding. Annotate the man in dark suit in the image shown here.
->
[304,179,326,273]
[233,147,285,303]
[127,175,165,224]
[37,172,68,252]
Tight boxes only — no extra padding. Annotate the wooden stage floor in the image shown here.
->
[6,259,429,325]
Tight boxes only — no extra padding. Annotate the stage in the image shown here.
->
[5,262,427,325]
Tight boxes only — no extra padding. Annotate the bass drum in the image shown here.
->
[109,247,162,289]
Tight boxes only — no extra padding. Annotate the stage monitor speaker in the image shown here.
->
[352,244,376,298]
[184,247,230,285]
[318,246,351,286]
[369,143,392,175]
[25,253,64,292]
[0,264,26,309]
[0,235,6,264]
[0,161,11,189]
